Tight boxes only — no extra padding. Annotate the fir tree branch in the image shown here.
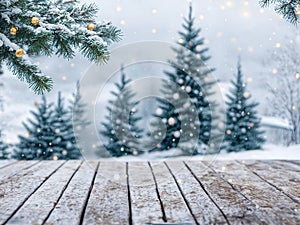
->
[0,0,121,94]
[260,0,300,24]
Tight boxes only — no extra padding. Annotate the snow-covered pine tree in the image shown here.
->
[69,81,90,132]
[69,81,90,151]
[151,4,216,154]
[13,96,56,159]
[225,61,265,152]
[100,66,143,157]
[0,64,3,76]
[51,92,81,159]
[0,0,121,94]
[149,99,181,152]
[0,131,9,159]
[14,92,82,160]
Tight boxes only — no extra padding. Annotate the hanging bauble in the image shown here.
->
[15,48,25,58]
[31,16,40,26]
[10,26,17,35]
[87,23,95,31]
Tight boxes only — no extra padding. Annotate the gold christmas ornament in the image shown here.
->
[15,48,25,58]
[87,23,95,31]
[10,26,17,35]
[31,16,40,26]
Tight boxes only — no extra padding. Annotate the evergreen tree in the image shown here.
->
[100,66,143,157]
[0,0,121,94]
[13,96,56,159]
[225,61,265,152]
[51,92,81,159]
[69,81,90,133]
[0,131,9,159]
[149,99,181,152]
[151,5,217,154]
[69,81,90,153]
[0,64,3,76]
[13,92,81,160]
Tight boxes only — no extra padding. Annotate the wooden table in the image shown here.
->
[0,160,299,225]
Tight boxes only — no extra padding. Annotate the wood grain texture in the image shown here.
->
[241,160,300,204]
[0,160,299,225]
[166,161,227,225]
[0,161,65,224]
[0,161,16,170]
[6,161,82,225]
[0,160,37,181]
[128,161,163,225]
[149,161,194,224]
[204,161,300,224]
[272,160,300,176]
[186,161,268,225]
[44,161,97,225]
[83,161,129,225]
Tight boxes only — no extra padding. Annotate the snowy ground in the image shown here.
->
[112,144,300,161]
[211,144,300,160]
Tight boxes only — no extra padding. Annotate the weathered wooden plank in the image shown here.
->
[204,161,300,224]
[166,161,227,225]
[0,161,16,169]
[186,161,270,225]
[128,161,163,225]
[1,160,299,225]
[250,160,300,179]
[272,160,300,176]
[44,161,98,225]
[82,161,129,225]
[0,160,38,181]
[241,160,300,204]
[0,160,65,224]
[285,160,300,166]
[6,160,82,225]
[149,161,194,224]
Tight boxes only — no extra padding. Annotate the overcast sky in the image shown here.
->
[0,0,297,143]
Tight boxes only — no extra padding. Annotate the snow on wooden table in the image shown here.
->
[0,160,299,225]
